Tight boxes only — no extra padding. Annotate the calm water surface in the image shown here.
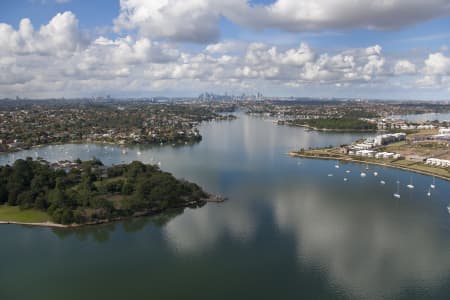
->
[1,114,450,300]
[393,113,450,122]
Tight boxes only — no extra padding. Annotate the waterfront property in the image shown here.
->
[291,127,450,181]
[426,158,450,168]
[0,100,236,152]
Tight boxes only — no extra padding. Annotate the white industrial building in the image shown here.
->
[374,133,406,146]
[425,158,450,167]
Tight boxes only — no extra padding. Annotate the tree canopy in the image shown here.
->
[0,158,207,225]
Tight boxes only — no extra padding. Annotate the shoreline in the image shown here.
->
[289,151,450,182]
[0,139,202,155]
[0,194,227,229]
[0,221,68,228]
[0,115,238,155]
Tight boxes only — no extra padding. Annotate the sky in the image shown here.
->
[1,0,450,100]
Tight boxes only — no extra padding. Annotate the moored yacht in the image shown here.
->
[393,181,401,199]
[430,176,436,189]
[407,176,414,189]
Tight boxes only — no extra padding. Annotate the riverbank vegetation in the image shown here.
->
[0,158,209,225]
[288,117,377,131]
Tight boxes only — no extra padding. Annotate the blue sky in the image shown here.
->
[1,0,450,99]
[2,0,449,51]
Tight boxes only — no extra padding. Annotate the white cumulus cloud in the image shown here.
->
[114,0,450,43]
[114,0,221,43]
[394,60,417,75]
[0,11,449,98]
[0,11,87,57]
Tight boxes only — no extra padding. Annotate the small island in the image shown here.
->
[0,158,222,227]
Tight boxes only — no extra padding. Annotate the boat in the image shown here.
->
[345,170,351,173]
[344,178,348,182]
[406,176,414,189]
[365,164,369,170]
[137,151,142,156]
[430,176,436,189]
[121,149,128,154]
[335,161,340,169]
[380,180,386,185]
[447,203,450,214]
[427,188,431,197]
[328,173,333,177]
[360,172,366,178]
[393,181,401,199]
[373,171,378,176]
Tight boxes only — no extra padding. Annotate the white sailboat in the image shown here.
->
[393,181,401,199]
[447,203,450,214]
[430,176,436,189]
[406,176,415,189]
[373,171,378,176]
[427,188,431,197]
[328,173,333,177]
[335,161,340,169]
[360,171,366,178]
[346,170,351,173]
[380,180,386,185]
[344,177,348,182]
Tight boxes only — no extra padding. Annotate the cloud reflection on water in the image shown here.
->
[272,183,450,299]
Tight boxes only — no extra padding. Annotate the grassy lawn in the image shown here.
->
[399,163,450,177]
[0,205,50,223]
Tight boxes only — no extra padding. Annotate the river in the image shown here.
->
[392,113,450,122]
[1,114,450,300]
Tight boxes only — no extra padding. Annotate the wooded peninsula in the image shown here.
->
[0,158,214,226]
